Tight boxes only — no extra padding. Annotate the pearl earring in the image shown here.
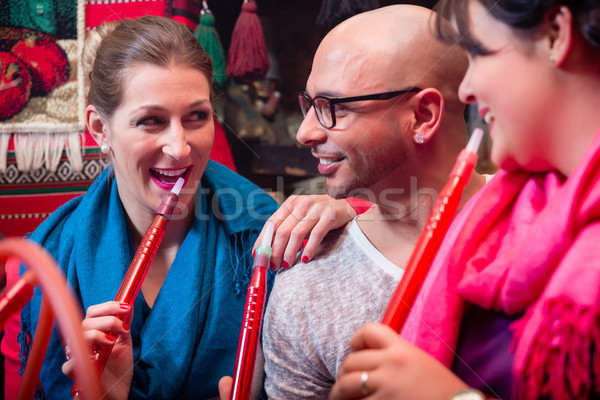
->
[414,134,425,144]
[549,53,557,63]
[100,125,110,154]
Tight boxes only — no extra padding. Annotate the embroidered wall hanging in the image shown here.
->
[0,0,86,174]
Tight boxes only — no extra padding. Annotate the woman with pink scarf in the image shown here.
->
[330,1,600,399]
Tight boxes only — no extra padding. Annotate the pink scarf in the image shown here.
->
[402,128,600,399]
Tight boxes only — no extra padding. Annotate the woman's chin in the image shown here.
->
[493,152,520,172]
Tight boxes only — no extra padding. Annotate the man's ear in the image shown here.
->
[547,5,573,67]
[411,88,443,144]
[86,104,106,146]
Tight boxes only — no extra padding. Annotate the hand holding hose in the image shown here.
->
[63,301,134,400]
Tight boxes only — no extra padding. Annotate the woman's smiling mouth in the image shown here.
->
[150,167,190,188]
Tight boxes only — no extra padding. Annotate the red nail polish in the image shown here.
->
[122,322,130,331]
[252,249,256,257]
[120,303,129,310]
[105,333,116,342]
[302,256,308,263]
[282,261,289,269]
[270,262,277,270]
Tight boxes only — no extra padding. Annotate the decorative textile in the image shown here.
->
[170,0,201,31]
[227,1,270,83]
[85,0,165,30]
[194,11,227,88]
[0,0,85,172]
[402,127,600,399]
[264,219,404,399]
[19,160,278,399]
[0,132,106,237]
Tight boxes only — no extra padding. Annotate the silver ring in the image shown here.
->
[359,371,369,396]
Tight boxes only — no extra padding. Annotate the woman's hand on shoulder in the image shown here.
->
[62,301,134,400]
[330,322,468,400]
[254,195,357,270]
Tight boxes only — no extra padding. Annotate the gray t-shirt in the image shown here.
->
[263,219,405,399]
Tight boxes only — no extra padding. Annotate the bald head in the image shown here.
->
[311,5,467,113]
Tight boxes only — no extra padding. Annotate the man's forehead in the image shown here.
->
[310,43,410,97]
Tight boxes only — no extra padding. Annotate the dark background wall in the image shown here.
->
[206,0,438,111]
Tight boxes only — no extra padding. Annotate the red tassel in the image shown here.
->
[226,0,270,83]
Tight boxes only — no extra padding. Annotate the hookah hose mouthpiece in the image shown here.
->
[230,221,275,400]
[72,178,184,397]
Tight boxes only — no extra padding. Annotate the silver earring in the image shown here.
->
[100,143,110,154]
[414,134,425,144]
[549,53,557,63]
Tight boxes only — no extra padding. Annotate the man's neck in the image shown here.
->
[355,171,487,268]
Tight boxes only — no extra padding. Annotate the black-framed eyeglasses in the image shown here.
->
[298,88,422,129]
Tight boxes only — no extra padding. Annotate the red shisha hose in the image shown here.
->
[72,177,185,397]
[0,238,103,400]
[381,128,484,333]
[230,221,275,400]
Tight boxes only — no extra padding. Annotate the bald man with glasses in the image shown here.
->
[260,5,487,399]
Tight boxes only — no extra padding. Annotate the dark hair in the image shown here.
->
[83,15,214,118]
[434,0,600,55]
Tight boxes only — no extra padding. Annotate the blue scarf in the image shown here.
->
[19,161,278,399]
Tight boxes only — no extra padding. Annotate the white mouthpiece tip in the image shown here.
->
[171,178,185,196]
[466,128,484,154]
[261,221,275,247]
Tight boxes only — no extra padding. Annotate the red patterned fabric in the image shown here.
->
[85,0,165,29]
[169,0,201,31]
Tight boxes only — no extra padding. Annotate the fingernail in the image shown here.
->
[282,261,289,269]
[302,256,308,263]
[120,303,129,310]
[105,333,116,342]
[122,322,130,332]
[64,345,71,360]
[270,262,277,271]
[252,249,256,257]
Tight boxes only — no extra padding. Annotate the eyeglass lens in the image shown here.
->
[298,94,334,128]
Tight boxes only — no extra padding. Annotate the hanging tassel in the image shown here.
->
[226,0,270,84]
[316,0,380,31]
[194,3,227,88]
